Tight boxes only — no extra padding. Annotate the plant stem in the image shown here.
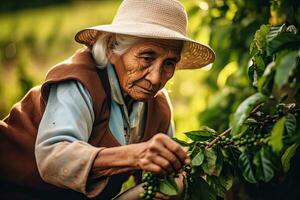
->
[249,103,263,116]
[205,128,232,149]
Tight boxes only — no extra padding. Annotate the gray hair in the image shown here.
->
[92,33,140,68]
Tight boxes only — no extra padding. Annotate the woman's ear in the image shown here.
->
[107,50,120,65]
[106,36,119,64]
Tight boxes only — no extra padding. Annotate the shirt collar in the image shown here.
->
[106,63,146,143]
[107,63,125,105]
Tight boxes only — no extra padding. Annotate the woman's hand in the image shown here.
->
[92,133,189,178]
[135,133,190,175]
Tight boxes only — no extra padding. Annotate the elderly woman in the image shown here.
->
[0,0,214,199]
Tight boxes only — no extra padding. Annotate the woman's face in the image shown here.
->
[108,38,182,101]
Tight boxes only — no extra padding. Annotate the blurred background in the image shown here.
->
[0,0,299,139]
[1,0,300,199]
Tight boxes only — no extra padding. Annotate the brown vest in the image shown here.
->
[0,48,171,200]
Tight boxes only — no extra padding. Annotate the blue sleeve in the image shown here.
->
[36,80,95,146]
[35,80,107,196]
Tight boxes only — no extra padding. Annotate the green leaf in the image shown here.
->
[248,64,255,83]
[275,51,298,88]
[215,149,224,176]
[245,118,258,124]
[253,147,274,182]
[220,163,234,190]
[188,144,200,160]
[281,144,299,173]
[184,126,216,141]
[158,176,178,196]
[286,127,300,144]
[206,165,234,197]
[250,41,259,57]
[266,24,286,42]
[189,177,217,200]
[254,55,266,76]
[202,148,223,176]
[269,117,286,153]
[250,24,270,56]
[285,113,297,135]
[201,148,217,175]
[192,148,204,166]
[238,153,257,183]
[258,62,275,95]
[207,176,227,197]
[248,63,259,88]
[230,93,267,135]
[267,32,300,56]
[172,137,191,147]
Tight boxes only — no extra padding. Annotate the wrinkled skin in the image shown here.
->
[93,38,187,200]
[107,38,183,101]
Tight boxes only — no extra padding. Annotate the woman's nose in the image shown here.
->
[145,63,162,85]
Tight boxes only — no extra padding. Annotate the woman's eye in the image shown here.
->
[141,56,153,62]
[164,60,176,69]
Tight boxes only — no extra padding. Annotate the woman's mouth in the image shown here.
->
[135,85,155,95]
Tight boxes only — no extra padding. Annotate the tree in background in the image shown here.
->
[140,0,300,199]
[180,0,300,199]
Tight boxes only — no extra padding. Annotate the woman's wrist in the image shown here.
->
[92,143,144,175]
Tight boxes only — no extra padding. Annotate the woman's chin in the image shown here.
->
[129,91,155,101]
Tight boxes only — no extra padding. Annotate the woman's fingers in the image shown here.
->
[136,133,190,174]
[141,133,189,174]
[153,134,189,165]
[151,154,173,174]
[139,157,168,174]
[153,143,182,172]
[159,134,189,165]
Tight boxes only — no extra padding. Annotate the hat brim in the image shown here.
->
[75,23,215,70]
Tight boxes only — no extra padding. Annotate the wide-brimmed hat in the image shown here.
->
[75,0,215,70]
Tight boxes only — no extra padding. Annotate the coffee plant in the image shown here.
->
[139,17,300,200]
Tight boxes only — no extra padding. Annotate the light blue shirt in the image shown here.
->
[107,63,146,144]
[37,64,174,147]
[34,63,174,196]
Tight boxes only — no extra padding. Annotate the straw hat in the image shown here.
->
[75,0,215,69]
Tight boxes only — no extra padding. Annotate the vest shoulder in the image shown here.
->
[40,48,110,121]
[154,88,172,111]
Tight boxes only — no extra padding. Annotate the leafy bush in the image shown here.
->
[141,0,300,199]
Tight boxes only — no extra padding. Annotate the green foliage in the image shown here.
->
[269,117,285,153]
[191,148,204,166]
[188,177,216,200]
[201,148,222,176]
[267,29,300,56]
[281,144,299,173]
[0,0,121,119]
[184,126,216,141]
[158,177,178,196]
[253,147,275,182]
[275,51,298,88]
[183,1,299,197]
[141,0,300,198]
[238,152,256,183]
[230,93,267,135]
[250,24,270,57]
[285,113,297,135]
